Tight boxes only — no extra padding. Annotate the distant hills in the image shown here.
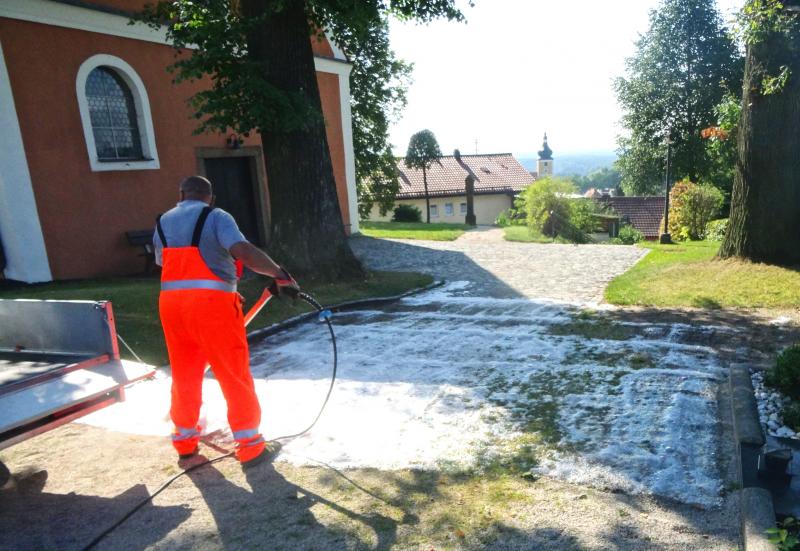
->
[518,152,617,177]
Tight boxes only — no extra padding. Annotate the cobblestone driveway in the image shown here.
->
[351,227,647,302]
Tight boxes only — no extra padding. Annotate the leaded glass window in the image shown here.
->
[85,67,143,161]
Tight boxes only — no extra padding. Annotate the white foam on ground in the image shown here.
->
[82,281,727,508]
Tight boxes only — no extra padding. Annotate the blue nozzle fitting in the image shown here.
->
[318,309,332,322]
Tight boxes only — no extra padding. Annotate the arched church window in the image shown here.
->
[85,67,143,160]
[76,54,159,171]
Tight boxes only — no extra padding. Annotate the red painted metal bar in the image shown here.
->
[243,288,273,327]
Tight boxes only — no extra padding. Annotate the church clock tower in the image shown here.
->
[537,133,554,177]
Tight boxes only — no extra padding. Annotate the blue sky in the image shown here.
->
[388,0,743,158]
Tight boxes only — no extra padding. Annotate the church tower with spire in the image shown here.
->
[537,133,554,178]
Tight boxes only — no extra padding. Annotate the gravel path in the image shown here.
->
[350,227,647,302]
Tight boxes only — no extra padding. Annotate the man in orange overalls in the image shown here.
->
[154,176,297,468]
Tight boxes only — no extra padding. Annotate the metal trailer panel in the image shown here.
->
[0,298,152,450]
[0,299,118,357]
[0,358,154,450]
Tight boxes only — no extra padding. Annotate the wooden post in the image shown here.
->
[465,176,477,226]
[659,138,673,244]
[454,149,478,227]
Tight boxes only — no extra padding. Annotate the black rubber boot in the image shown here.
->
[241,441,282,470]
[178,448,198,460]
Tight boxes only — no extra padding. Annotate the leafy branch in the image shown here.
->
[738,0,799,94]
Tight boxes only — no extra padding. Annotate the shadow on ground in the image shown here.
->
[182,458,400,550]
[0,468,190,551]
[349,234,526,299]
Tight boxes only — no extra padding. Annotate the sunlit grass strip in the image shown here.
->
[605,240,800,308]
[360,221,471,241]
[502,225,570,244]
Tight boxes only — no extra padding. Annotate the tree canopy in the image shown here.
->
[140,1,465,138]
[614,0,742,196]
[572,167,623,194]
[405,129,443,171]
[405,129,442,223]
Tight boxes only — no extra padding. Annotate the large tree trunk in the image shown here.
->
[720,23,800,264]
[242,0,363,279]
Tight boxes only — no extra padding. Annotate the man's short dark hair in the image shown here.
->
[180,176,212,196]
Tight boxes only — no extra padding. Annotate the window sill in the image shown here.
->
[98,157,154,163]
[89,157,160,172]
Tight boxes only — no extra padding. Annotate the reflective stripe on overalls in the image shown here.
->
[157,206,265,462]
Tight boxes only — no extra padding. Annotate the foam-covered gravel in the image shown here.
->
[83,281,731,508]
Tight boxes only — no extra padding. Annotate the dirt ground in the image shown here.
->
[2,423,741,551]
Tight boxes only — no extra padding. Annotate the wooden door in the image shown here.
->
[203,157,264,246]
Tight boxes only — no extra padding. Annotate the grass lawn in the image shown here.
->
[502,225,570,244]
[0,270,432,366]
[605,240,800,308]
[359,221,471,241]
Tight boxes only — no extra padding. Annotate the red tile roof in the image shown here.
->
[396,153,534,199]
[597,196,666,238]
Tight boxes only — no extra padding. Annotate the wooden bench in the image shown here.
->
[125,230,157,275]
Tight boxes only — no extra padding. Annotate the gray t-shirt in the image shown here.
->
[153,200,247,284]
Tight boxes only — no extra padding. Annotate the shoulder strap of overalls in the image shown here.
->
[155,214,167,248]
[191,206,215,247]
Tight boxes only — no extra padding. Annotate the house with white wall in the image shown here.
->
[368,153,534,225]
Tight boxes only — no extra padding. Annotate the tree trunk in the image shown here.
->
[719,27,800,265]
[423,165,430,223]
[242,0,363,279]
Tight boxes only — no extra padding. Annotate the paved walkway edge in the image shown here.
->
[730,363,775,550]
[731,364,766,447]
[741,488,776,551]
[247,279,446,343]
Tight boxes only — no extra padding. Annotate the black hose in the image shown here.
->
[271,292,337,442]
[79,452,233,551]
[81,292,337,551]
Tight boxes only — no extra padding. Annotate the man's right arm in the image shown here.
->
[229,242,286,280]
[215,210,296,288]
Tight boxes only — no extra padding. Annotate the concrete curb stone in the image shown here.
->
[730,362,776,550]
[731,363,766,447]
[742,487,777,551]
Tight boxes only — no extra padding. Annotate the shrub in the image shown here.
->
[667,179,725,240]
[783,402,800,432]
[765,344,800,400]
[616,224,644,245]
[495,211,509,227]
[496,207,530,227]
[569,198,602,234]
[392,204,422,223]
[517,177,578,237]
[766,516,800,551]
[705,218,729,241]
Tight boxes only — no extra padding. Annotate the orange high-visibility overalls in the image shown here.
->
[156,206,264,462]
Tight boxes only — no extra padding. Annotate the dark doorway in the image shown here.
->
[203,157,264,245]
